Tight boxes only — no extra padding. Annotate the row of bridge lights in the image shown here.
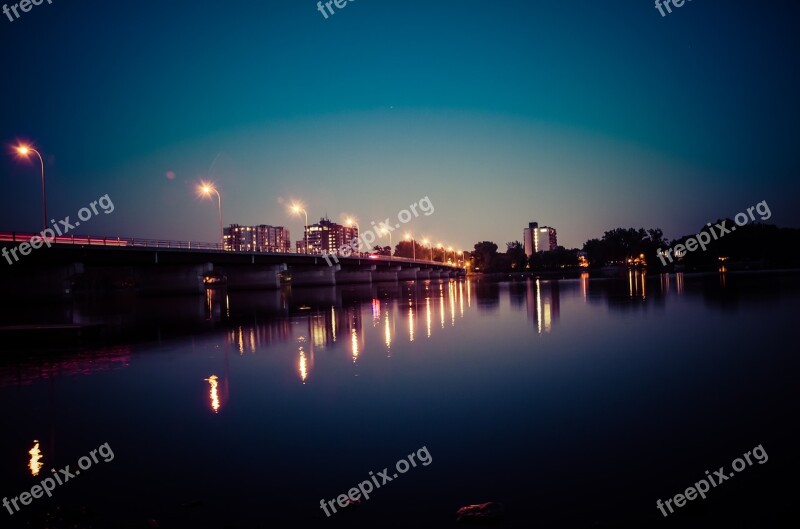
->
[199,182,462,263]
[8,143,461,263]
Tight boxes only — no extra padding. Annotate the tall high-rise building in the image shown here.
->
[223,224,291,253]
[523,221,558,256]
[303,218,359,255]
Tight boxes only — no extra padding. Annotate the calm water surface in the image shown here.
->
[1,272,798,528]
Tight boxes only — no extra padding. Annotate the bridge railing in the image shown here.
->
[0,232,223,250]
[0,232,463,267]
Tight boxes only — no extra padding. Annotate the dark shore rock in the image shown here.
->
[456,501,505,523]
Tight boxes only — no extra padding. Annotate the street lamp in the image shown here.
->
[346,217,360,254]
[15,144,46,231]
[198,182,223,247]
[422,239,432,261]
[437,243,444,263]
[380,227,392,261]
[448,246,454,263]
[291,203,309,254]
[405,233,415,261]
[458,250,464,266]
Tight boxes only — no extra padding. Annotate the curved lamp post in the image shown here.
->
[16,144,46,231]
[405,233,415,261]
[291,203,309,254]
[199,182,223,246]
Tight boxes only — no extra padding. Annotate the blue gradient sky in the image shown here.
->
[1,0,798,249]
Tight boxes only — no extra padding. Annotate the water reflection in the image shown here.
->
[526,279,561,334]
[3,272,799,528]
[205,375,221,414]
[628,269,647,299]
[3,273,787,392]
[28,440,42,476]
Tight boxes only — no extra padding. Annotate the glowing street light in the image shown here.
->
[405,233,416,261]
[15,144,47,230]
[291,203,309,254]
[448,246,454,263]
[379,227,392,261]
[422,238,432,261]
[198,182,223,246]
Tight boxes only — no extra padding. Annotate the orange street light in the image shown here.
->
[290,203,309,253]
[422,238,432,261]
[198,182,223,246]
[405,233,416,261]
[15,144,46,230]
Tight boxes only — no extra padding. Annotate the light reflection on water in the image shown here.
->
[1,273,798,527]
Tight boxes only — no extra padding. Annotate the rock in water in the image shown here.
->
[456,502,505,523]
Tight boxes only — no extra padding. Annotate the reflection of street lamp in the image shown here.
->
[15,144,47,230]
[346,217,360,254]
[291,203,309,253]
[198,182,223,246]
[405,233,415,261]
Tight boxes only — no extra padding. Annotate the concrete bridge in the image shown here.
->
[0,233,465,298]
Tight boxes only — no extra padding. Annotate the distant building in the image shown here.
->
[301,217,359,255]
[523,222,558,256]
[224,224,291,253]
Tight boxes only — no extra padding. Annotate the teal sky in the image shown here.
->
[2,0,798,249]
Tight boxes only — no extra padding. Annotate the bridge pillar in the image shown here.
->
[416,269,431,280]
[290,265,339,287]
[222,264,285,290]
[337,266,374,285]
[135,263,211,295]
[0,262,84,300]
[398,267,419,280]
[372,266,400,283]
[428,270,442,280]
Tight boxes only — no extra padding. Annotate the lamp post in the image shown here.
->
[199,182,223,247]
[437,243,444,263]
[15,144,46,231]
[423,239,432,261]
[291,203,309,254]
[448,246,454,264]
[405,233,415,261]
[380,227,392,261]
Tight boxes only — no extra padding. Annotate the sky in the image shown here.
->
[1,0,798,250]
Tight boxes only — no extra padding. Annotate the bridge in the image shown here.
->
[0,231,465,298]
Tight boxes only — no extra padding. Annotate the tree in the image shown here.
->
[394,240,425,259]
[582,227,667,267]
[506,241,527,270]
[472,241,498,272]
[372,245,391,256]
